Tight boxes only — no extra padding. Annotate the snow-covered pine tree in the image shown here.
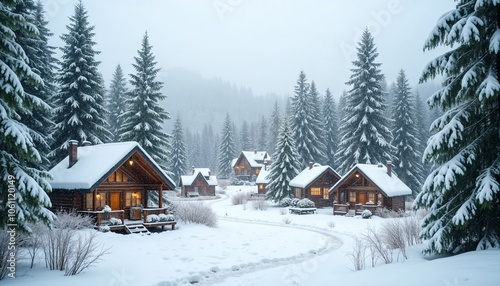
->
[119,31,171,167]
[336,28,394,174]
[239,121,251,151]
[258,116,268,152]
[0,0,55,232]
[266,117,302,203]
[185,129,201,169]
[201,123,217,171]
[414,90,429,153]
[107,64,128,142]
[291,71,326,166]
[14,0,56,170]
[50,0,110,164]
[308,81,327,164]
[414,0,500,254]
[391,69,423,196]
[218,113,236,179]
[268,101,282,152]
[168,115,187,184]
[323,88,339,169]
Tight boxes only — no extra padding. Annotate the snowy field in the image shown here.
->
[5,186,500,286]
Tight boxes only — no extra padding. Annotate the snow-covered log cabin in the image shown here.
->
[289,163,341,208]
[179,168,217,197]
[329,162,412,215]
[232,150,271,181]
[48,141,176,225]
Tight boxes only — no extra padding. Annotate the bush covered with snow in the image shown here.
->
[147,214,159,223]
[108,217,122,225]
[159,214,175,222]
[361,210,373,219]
[289,198,300,207]
[280,197,292,207]
[252,198,270,210]
[231,191,250,205]
[174,202,217,227]
[297,198,315,208]
[102,205,111,213]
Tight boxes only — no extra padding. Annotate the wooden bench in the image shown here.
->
[289,207,317,215]
[333,204,349,216]
[143,221,177,231]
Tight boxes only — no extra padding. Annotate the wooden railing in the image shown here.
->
[142,207,169,223]
[78,210,125,226]
[333,203,381,216]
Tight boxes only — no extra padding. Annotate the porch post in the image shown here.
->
[158,185,163,208]
[93,190,97,211]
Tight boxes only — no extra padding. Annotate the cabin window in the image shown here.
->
[349,191,357,203]
[125,191,141,207]
[96,192,107,209]
[322,188,329,200]
[368,193,375,203]
[294,188,302,198]
[255,168,260,175]
[258,184,264,191]
[85,193,93,210]
[310,187,321,196]
[107,170,129,182]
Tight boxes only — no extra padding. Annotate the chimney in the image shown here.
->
[192,166,195,175]
[387,161,392,177]
[254,149,257,154]
[68,140,78,168]
[82,140,91,147]
[308,162,314,170]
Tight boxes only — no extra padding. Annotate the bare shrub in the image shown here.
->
[20,223,45,269]
[402,215,422,246]
[279,208,287,215]
[346,238,366,271]
[381,219,407,260]
[375,207,400,218]
[252,198,270,210]
[64,231,110,276]
[174,202,218,227]
[231,192,250,205]
[218,179,230,190]
[362,226,393,264]
[282,216,292,224]
[327,220,336,228]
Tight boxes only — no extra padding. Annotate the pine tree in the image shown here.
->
[391,69,423,196]
[266,117,302,203]
[119,32,171,167]
[414,0,500,254]
[336,29,394,174]
[168,114,187,184]
[218,113,236,179]
[14,0,56,169]
[308,81,327,163]
[107,64,128,142]
[258,116,268,152]
[239,121,251,151]
[50,0,110,163]
[0,0,55,232]
[323,89,339,168]
[291,71,326,166]
[414,90,429,152]
[268,101,282,152]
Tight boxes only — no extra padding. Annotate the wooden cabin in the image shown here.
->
[289,163,341,208]
[329,162,412,214]
[48,141,176,226]
[255,165,271,194]
[232,150,271,181]
[179,168,217,197]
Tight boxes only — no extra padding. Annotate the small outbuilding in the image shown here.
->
[232,150,271,181]
[179,168,217,197]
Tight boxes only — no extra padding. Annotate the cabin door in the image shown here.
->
[110,192,121,210]
[359,193,366,205]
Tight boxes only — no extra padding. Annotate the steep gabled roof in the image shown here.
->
[232,151,271,168]
[48,142,175,191]
[329,164,412,197]
[255,167,271,184]
[180,170,218,187]
[289,164,340,189]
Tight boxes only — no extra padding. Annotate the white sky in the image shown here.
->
[45,0,455,97]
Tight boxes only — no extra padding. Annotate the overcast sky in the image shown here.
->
[45,0,455,98]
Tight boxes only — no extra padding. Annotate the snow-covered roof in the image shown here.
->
[330,164,412,197]
[256,167,271,184]
[289,164,339,188]
[49,141,175,191]
[181,170,217,187]
[232,151,271,168]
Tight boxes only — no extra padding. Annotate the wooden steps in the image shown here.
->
[125,224,150,235]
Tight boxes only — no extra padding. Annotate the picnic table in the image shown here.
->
[288,207,317,215]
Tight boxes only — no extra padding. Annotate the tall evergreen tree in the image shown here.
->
[266,117,302,202]
[50,0,110,163]
[414,0,500,254]
[391,69,423,196]
[239,121,251,151]
[308,81,327,163]
[169,115,187,184]
[107,64,128,142]
[119,32,171,166]
[14,0,56,169]
[336,29,394,174]
[0,0,55,232]
[323,89,339,168]
[291,71,326,166]
[200,123,216,170]
[258,115,268,152]
[268,101,282,152]
[218,113,236,179]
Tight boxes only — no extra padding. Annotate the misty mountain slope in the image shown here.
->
[159,68,286,132]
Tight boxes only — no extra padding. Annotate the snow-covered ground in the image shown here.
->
[5,186,500,285]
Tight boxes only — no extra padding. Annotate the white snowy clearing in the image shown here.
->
[5,186,500,286]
